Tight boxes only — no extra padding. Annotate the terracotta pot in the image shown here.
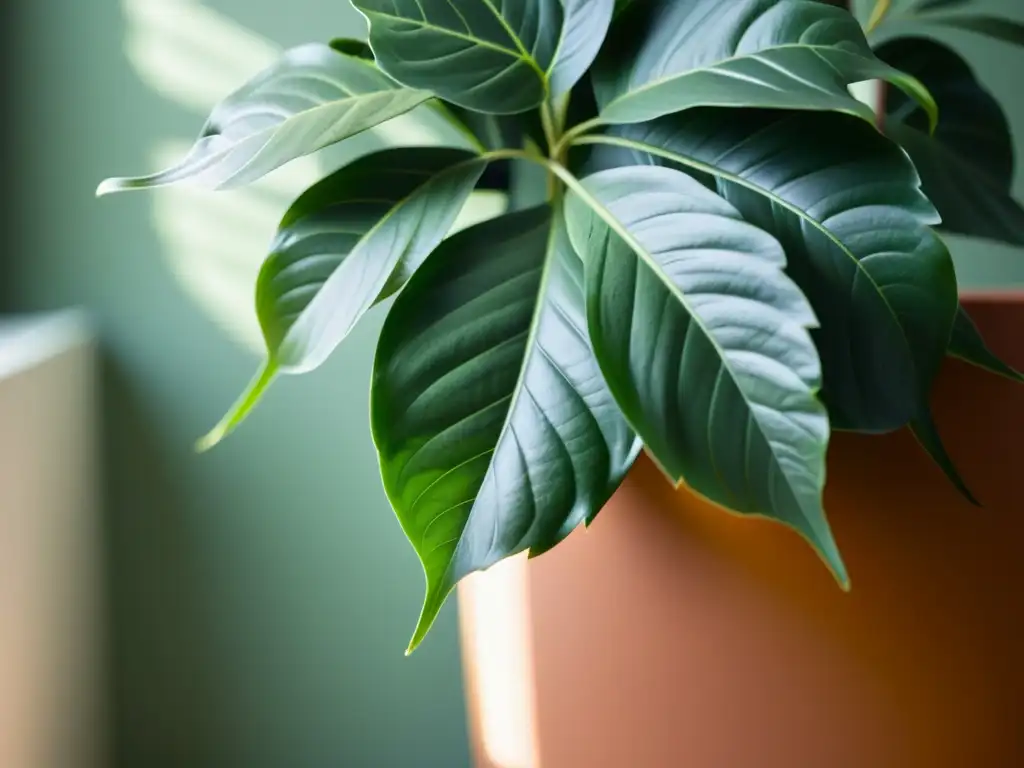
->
[458,295,1024,768]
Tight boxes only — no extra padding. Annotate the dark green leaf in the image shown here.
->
[910,0,974,13]
[199,147,486,449]
[564,165,847,586]
[927,14,1024,47]
[909,410,980,505]
[878,37,1024,246]
[372,206,640,651]
[97,44,431,193]
[949,305,1024,382]
[584,109,957,433]
[352,0,615,113]
[592,0,936,126]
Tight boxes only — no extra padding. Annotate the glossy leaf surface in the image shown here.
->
[564,165,846,585]
[593,0,936,126]
[353,0,615,113]
[585,109,957,433]
[879,36,1024,246]
[372,207,639,651]
[200,147,485,448]
[98,43,431,193]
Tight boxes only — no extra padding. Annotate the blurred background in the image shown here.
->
[0,0,1022,766]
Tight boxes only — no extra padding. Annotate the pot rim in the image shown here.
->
[959,289,1024,303]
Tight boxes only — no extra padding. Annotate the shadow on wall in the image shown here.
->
[1,0,19,312]
[99,354,227,765]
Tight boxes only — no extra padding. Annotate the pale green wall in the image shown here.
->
[8,1,471,765]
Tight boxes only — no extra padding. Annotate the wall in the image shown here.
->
[7,1,471,766]
[6,0,1024,766]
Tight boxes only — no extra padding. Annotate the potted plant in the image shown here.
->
[99,0,1024,764]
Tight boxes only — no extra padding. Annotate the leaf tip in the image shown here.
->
[195,362,278,454]
[194,426,227,454]
[95,178,125,197]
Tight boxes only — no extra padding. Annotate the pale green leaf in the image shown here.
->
[593,0,936,127]
[98,43,431,193]
[352,0,615,113]
[564,165,846,586]
[199,147,486,449]
[583,108,956,433]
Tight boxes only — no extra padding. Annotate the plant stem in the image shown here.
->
[540,101,562,199]
[866,0,890,32]
[553,117,604,159]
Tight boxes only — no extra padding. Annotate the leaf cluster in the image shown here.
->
[99,0,1024,651]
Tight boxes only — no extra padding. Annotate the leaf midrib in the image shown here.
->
[555,163,822,518]
[360,4,549,85]
[406,210,559,650]
[577,134,921,383]
[275,155,486,366]
[601,43,875,116]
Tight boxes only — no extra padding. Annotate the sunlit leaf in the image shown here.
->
[199,147,486,448]
[585,109,956,433]
[98,43,432,193]
[372,206,640,651]
[593,0,936,127]
[564,165,846,585]
[352,0,615,113]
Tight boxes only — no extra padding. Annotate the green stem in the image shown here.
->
[553,117,604,159]
[865,0,890,32]
[196,362,278,452]
[540,101,562,199]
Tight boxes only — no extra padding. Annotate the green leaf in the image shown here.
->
[910,0,974,13]
[592,0,936,127]
[909,410,979,505]
[949,305,1024,382]
[371,206,640,652]
[97,43,431,193]
[352,0,615,114]
[198,147,486,449]
[927,14,1024,47]
[563,164,847,586]
[582,108,957,433]
[878,37,1024,246]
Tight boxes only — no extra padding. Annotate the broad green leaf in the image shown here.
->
[927,15,1024,47]
[592,0,936,127]
[199,147,486,449]
[949,305,1024,383]
[372,206,640,652]
[583,108,956,433]
[563,165,847,585]
[97,43,431,193]
[352,0,615,114]
[879,37,1024,246]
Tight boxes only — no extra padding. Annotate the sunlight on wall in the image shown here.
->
[119,0,506,353]
[459,555,540,768]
